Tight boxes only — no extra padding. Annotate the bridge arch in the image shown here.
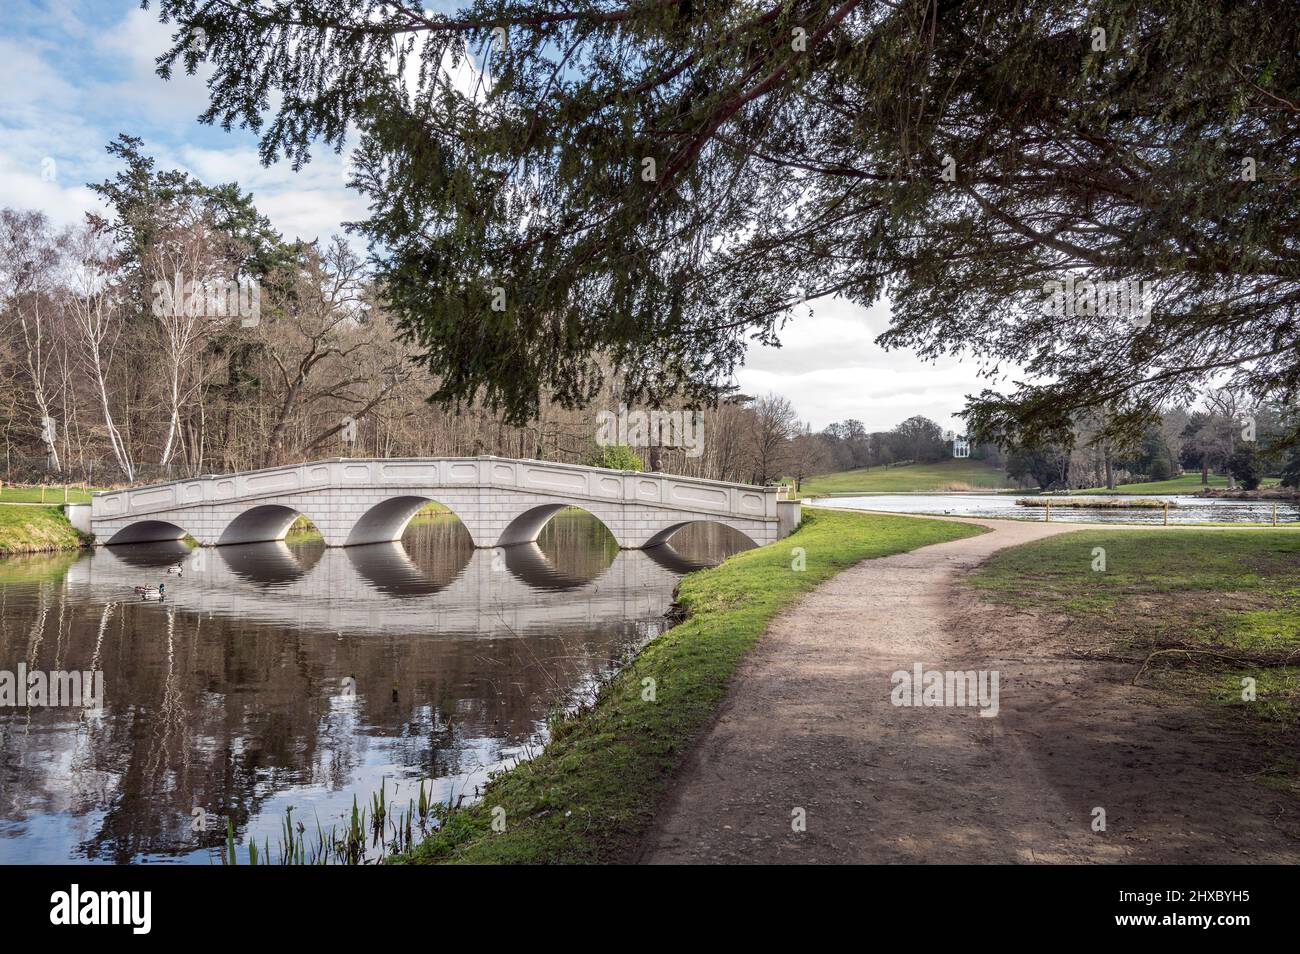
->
[497,503,624,549]
[345,495,472,547]
[218,504,324,546]
[643,519,759,551]
[104,519,190,546]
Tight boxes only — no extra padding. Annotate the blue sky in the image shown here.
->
[0,0,997,433]
[0,0,370,243]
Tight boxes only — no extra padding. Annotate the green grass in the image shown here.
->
[0,503,90,555]
[801,459,1012,496]
[394,509,986,864]
[1074,474,1281,495]
[970,529,1300,753]
[970,529,1300,609]
[0,484,97,504]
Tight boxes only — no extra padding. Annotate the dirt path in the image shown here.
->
[640,517,1300,864]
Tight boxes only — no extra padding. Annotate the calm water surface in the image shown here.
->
[816,494,1300,524]
[0,513,748,863]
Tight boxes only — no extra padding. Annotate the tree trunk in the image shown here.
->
[263,382,303,467]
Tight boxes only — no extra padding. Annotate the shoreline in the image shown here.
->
[393,508,985,864]
[0,504,91,556]
[643,519,1300,863]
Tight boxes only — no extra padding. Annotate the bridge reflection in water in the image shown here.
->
[0,513,749,864]
[67,518,719,633]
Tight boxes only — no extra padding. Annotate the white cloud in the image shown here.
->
[0,151,105,228]
[0,37,79,111]
[174,145,369,243]
[257,189,370,246]
[737,296,1017,434]
[89,7,216,123]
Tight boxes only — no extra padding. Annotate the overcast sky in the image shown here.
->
[1,0,1014,436]
[737,296,1015,434]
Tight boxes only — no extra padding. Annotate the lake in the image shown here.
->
[814,493,1300,524]
[0,513,748,864]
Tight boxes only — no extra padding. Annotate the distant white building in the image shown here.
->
[953,435,971,459]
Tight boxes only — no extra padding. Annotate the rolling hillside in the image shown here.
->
[1074,474,1281,495]
[800,459,1013,495]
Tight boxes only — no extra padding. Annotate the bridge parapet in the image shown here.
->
[92,457,778,522]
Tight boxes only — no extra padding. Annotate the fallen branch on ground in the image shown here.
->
[1132,646,1300,685]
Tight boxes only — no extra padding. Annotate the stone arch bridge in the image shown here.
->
[90,457,801,550]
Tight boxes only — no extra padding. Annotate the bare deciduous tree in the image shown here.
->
[747,393,799,485]
[64,223,135,480]
[1,209,66,470]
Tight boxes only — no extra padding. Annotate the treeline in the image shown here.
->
[11,140,1290,495]
[1003,398,1300,491]
[809,400,1300,493]
[0,139,829,488]
[817,415,1002,472]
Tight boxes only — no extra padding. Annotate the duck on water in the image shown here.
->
[132,583,165,601]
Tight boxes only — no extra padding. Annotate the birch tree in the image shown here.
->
[146,213,224,470]
[64,223,135,480]
[0,209,64,471]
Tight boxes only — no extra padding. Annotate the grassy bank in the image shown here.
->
[970,530,1300,785]
[0,484,96,504]
[396,508,985,864]
[0,504,89,555]
[1074,474,1281,495]
[801,459,1011,496]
